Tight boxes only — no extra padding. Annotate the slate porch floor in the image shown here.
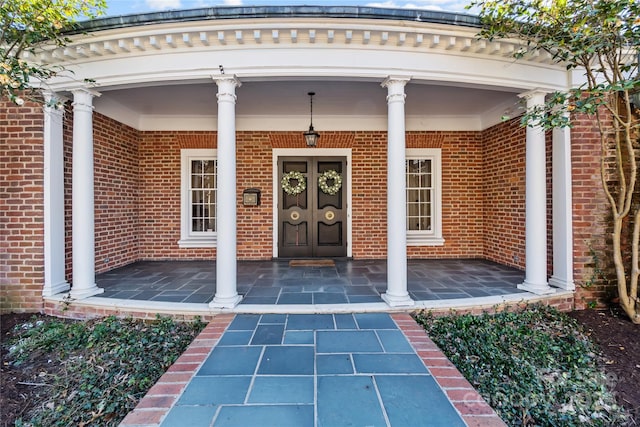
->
[161,313,467,427]
[97,259,526,305]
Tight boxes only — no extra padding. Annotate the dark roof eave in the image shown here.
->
[68,5,481,35]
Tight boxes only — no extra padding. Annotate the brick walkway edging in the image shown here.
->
[119,314,235,427]
[120,313,506,427]
[391,313,507,427]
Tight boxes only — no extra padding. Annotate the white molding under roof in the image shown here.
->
[130,114,484,132]
[40,18,569,93]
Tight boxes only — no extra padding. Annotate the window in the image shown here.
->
[179,149,217,248]
[406,148,444,246]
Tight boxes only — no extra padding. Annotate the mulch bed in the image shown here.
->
[1,313,58,427]
[568,307,640,425]
[1,308,638,426]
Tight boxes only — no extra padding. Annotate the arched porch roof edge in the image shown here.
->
[69,5,481,35]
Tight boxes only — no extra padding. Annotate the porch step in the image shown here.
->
[289,259,336,267]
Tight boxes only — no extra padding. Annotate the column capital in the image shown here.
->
[381,75,411,88]
[518,89,548,105]
[382,76,410,104]
[212,75,242,90]
[42,91,68,113]
[71,88,101,111]
[213,75,241,103]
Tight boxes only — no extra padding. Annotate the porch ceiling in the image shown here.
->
[93,80,522,131]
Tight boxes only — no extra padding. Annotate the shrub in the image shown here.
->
[414,305,627,426]
[8,315,205,426]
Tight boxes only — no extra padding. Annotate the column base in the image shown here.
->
[549,276,575,291]
[382,292,415,307]
[209,294,243,309]
[69,285,104,300]
[517,281,556,295]
[42,280,70,297]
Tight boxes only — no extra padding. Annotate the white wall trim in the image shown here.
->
[272,148,353,258]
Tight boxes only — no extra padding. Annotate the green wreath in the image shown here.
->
[318,170,343,195]
[281,170,306,196]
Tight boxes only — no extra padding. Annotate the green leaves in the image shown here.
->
[415,305,628,426]
[469,0,639,131]
[7,315,205,426]
[1,0,106,104]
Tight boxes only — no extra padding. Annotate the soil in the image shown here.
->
[568,307,640,425]
[1,309,639,426]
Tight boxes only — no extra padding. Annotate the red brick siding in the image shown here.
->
[481,118,526,269]
[570,114,612,308]
[0,98,45,313]
[237,132,274,259]
[407,131,484,259]
[137,131,216,260]
[352,131,388,258]
[63,111,140,281]
[130,130,491,261]
[94,113,140,272]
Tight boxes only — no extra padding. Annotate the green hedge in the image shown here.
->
[415,305,627,426]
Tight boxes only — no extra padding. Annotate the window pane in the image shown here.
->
[203,160,215,174]
[407,174,420,187]
[190,159,217,233]
[192,160,202,174]
[421,172,432,187]
[405,158,433,232]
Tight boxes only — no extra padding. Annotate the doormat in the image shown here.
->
[289,259,335,267]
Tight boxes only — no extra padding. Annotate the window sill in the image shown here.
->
[407,236,445,247]
[178,237,217,248]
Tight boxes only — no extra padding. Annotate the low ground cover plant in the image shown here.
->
[6,315,205,426]
[415,305,627,426]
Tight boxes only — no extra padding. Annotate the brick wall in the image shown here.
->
[351,131,387,258]
[570,114,614,308]
[94,113,140,272]
[63,111,141,281]
[237,132,275,259]
[406,132,485,259]
[129,130,491,261]
[1,98,45,313]
[137,131,216,260]
[481,118,527,269]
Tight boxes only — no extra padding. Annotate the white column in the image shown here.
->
[69,88,103,299]
[517,90,554,295]
[381,76,414,307]
[549,118,575,290]
[210,76,242,308]
[42,92,70,296]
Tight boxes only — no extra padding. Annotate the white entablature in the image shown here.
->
[39,15,569,94]
[41,20,551,65]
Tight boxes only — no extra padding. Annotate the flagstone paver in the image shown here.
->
[120,313,505,427]
[99,259,525,304]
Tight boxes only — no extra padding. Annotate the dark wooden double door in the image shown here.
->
[278,157,347,258]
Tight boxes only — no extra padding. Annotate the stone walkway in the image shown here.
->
[120,313,505,427]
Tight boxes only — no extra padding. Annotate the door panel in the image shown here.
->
[278,157,347,258]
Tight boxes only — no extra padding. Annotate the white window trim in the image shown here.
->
[406,148,444,246]
[178,148,217,248]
